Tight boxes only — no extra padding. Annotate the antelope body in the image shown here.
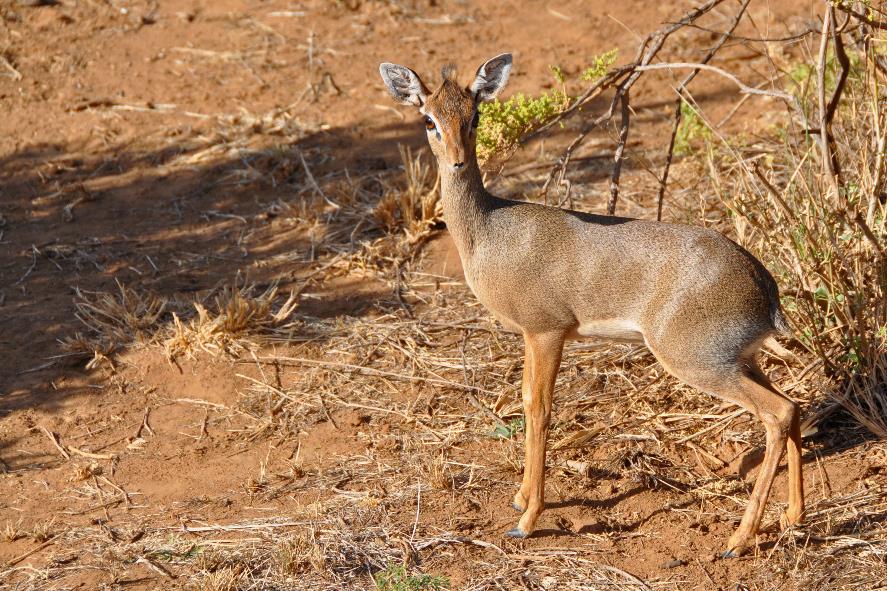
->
[379,53,804,557]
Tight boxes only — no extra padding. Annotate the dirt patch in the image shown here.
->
[2,1,884,590]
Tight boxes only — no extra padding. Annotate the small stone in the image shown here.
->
[541,576,557,589]
[662,558,686,569]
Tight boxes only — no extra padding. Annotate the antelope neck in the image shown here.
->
[438,157,491,256]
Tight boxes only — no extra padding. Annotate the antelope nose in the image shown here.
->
[453,161,465,169]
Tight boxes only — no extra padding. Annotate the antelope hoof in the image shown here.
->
[505,527,529,539]
[722,538,749,559]
[511,502,524,513]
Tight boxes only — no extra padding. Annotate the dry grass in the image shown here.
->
[19,11,885,591]
[374,145,442,243]
[164,283,299,360]
[707,35,886,437]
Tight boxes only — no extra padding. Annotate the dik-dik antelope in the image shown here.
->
[378,53,804,557]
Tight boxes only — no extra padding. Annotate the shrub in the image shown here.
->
[475,50,618,166]
[710,43,885,435]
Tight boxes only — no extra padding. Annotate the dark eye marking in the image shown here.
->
[424,116,436,131]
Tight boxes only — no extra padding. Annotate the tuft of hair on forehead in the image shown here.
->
[440,63,458,83]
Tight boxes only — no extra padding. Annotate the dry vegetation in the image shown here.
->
[2,1,886,590]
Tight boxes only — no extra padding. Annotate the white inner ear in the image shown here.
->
[380,63,427,106]
[471,56,512,100]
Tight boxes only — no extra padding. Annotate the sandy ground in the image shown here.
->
[2,1,885,590]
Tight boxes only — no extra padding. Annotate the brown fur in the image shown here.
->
[379,55,804,556]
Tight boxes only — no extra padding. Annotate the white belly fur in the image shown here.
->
[576,319,644,342]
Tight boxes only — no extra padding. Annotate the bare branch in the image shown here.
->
[526,0,727,143]
[833,2,887,30]
[632,62,796,102]
[656,0,751,221]
[608,91,631,215]
[816,5,847,193]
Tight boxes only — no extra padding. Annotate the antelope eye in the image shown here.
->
[424,116,435,131]
[471,111,480,129]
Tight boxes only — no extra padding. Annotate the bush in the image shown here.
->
[710,43,886,435]
[475,50,617,166]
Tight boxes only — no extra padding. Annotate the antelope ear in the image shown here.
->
[379,62,430,107]
[470,53,512,102]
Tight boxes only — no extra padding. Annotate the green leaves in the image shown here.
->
[475,50,618,165]
[580,49,618,82]
[374,565,450,591]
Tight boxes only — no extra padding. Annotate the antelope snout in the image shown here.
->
[446,140,466,172]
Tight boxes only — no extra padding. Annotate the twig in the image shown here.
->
[607,90,631,215]
[137,556,175,579]
[675,409,745,443]
[833,2,887,30]
[177,521,305,533]
[410,479,421,542]
[656,0,750,220]
[466,392,508,429]
[136,406,155,438]
[174,397,228,409]
[632,63,796,102]
[67,445,115,460]
[92,475,112,522]
[319,390,338,429]
[299,151,340,210]
[14,245,38,285]
[6,537,56,567]
[0,54,21,81]
[99,475,134,507]
[816,6,840,193]
[40,426,70,460]
[242,356,500,396]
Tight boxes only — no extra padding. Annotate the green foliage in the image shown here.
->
[475,49,618,165]
[476,90,569,164]
[492,417,525,439]
[580,49,618,82]
[674,99,710,155]
[374,565,450,591]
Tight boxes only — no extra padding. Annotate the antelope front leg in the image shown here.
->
[507,331,565,538]
[512,339,535,513]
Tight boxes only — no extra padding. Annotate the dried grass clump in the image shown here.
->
[710,40,886,437]
[61,280,300,366]
[374,145,441,243]
[72,280,168,346]
[60,280,168,365]
[164,283,298,360]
